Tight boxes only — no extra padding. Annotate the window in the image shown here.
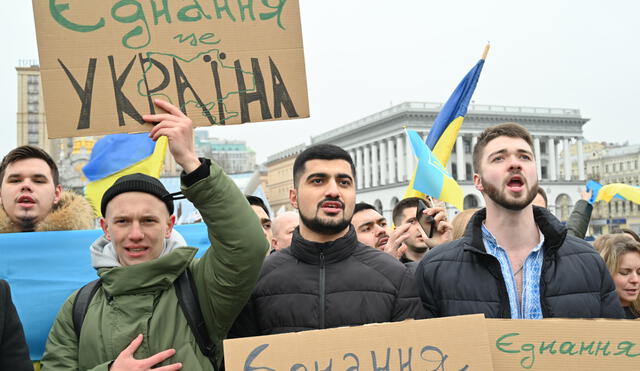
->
[540,142,547,154]
[464,139,471,154]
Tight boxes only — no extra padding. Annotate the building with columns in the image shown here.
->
[309,102,589,221]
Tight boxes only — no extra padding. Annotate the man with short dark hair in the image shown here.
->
[231,144,421,337]
[352,202,390,250]
[416,122,624,319]
[41,100,268,371]
[391,197,452,263]
[246,195,272,243]
[0,145,94,233]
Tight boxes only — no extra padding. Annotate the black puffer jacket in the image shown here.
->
[230,226,422,337]
[416,207,624,319]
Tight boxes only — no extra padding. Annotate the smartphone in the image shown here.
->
[416,198,435,239]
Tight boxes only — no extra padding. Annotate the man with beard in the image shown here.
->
[230,144,421,337]
[416,123,624,319]
[0,146,94,233]
[391,198,452,263]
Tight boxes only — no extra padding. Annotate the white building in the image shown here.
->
[310,102,589,221]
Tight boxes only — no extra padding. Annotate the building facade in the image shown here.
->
[16,62,62,160]
[194,130,256,174]
[309,102,589,221]
[586,144,640,234]
[265,144,306,214]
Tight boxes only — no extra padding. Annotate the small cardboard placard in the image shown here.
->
[32,0,309,138]
[224,314,494,370]
[487,318,640,370]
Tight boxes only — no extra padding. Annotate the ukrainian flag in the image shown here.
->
[595,183,640,205]
[83,133,168,216]
[404,45,488,208]
[406,130,464,210]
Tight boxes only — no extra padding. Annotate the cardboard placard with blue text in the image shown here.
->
[32,0,308,138]
[224,315,494,370]
[487,318,640,370]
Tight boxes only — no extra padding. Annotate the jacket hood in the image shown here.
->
[0,190,95,233]
[91,229,188,269]
[463,206,567,257]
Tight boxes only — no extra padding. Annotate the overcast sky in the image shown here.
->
[2,0,639,162]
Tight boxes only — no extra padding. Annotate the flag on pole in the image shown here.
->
[406,130,464,210]
[83,133,168,216]
[404,45,488,207]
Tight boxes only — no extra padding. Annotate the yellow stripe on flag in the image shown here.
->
[85,137,168,217]
[595,183,640,204]
[431,116,465,165]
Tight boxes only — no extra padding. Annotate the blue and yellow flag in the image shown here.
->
[406,130,464,210]
[404,45,488,207]
[83,133,168,216]
[595,183,640,205]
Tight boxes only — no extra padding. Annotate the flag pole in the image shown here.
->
[481,43,490,60]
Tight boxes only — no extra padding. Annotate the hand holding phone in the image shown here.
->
[416,198,435,239]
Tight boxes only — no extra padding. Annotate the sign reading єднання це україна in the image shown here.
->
[32,0,309,138]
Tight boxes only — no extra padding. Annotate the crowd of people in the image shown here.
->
[0,101,638,370]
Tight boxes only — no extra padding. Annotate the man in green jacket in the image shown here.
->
[40,99,268,371]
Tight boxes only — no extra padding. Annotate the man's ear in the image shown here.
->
[53,184,62,205]
[165,214,176,239]
[99,217,111,241]
[289,188,298,209]
[473,173,484,192]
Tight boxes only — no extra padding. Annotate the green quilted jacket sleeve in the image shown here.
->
[566,199,593,239]
[182,160,269,346]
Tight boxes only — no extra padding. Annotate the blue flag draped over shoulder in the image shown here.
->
[0,225,211,360]
[404,45,488,207]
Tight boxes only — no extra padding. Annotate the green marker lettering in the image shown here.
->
[496,333,521,354]
[520,343,536,369]
[539,341,557,355]
[259,0,286,30]
[558,342,578,356]
[579,341,595,355]
[177,0,212,22]
[150,0,172,25]
[111,0,151,49]
[49,0,105,32]
[237,0,256,21]
[594,341,612,356]
[614,341,640,357]
[213,0,237,21]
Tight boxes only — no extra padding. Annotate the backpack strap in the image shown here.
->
[175,269,220,371]
[72,278,102,340]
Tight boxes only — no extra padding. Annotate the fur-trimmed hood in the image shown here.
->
[0,190,96,233]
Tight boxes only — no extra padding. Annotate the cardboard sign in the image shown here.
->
[224,315,494,370]
[32,0,309,138]
[487,319,640,370]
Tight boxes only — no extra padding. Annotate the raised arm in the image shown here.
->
[145,99,268,344]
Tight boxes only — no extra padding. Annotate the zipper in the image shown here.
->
[319,249,326,329]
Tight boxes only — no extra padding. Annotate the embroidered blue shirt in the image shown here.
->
[482,224,545,319]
